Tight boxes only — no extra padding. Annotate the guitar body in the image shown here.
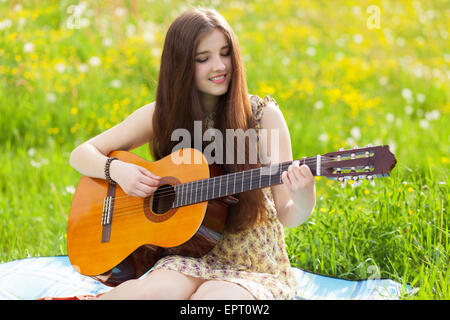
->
[67,148,232,286]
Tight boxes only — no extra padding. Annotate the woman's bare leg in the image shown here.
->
[97,269,205,300]
[189,280,255,300]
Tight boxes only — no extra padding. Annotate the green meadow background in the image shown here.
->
[0,0,448,299]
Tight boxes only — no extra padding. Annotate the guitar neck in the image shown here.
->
[172,156,320,208]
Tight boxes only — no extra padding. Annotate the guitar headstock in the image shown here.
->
[320,145,397,187]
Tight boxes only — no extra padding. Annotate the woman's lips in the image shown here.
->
[209,74,226,84]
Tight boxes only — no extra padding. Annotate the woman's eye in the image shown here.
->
[196,58,208,63]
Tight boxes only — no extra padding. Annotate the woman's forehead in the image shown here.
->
[196,29,229,53]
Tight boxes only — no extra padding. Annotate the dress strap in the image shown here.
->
[249,94,279,131]
[249,95,280,164]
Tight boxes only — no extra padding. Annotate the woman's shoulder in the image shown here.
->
[141,101,156,113]
[248,94,281,123]
[248,94,280,110]
[247,95,287,136]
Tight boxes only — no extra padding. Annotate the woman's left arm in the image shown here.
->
[258,101,316,228]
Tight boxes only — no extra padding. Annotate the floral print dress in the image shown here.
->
[151,95,298,300]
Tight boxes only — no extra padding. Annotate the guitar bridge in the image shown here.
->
[101,183,116,243]
[101,196,113,226]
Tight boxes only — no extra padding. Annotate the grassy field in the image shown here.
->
[0,0,448,299]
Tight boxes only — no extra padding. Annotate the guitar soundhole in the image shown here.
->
[151,184,175,215]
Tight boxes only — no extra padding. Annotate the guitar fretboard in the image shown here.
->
[172,159,318,208]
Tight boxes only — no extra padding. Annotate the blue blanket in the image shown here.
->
[0,256,414,300]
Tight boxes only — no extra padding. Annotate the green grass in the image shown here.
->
[0,0,449,299]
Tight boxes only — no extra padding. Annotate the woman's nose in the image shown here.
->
[212,56,226,71]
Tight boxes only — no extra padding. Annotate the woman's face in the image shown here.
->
[194,29,233,105]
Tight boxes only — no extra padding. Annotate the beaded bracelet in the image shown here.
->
[104,157,119,184]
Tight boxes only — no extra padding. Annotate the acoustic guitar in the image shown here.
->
[67,145,396,286]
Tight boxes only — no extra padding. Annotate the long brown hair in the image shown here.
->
[150,8,267,233]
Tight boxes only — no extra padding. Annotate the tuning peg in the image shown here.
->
[366,144,372,147]
[353,145,359,149]
[338,177,346,188]
[368,175,375,186]
[351,177,359,188]
[339,147,345,151]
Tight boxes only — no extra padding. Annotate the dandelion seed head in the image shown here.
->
[55,63,66,73]
[23,42,34,53]
[46,92,57,103]
[416,93,426,103]
[353,34,364,44]
[77,63,88,73]
[386,113,395,122]
[419,119,430,129]
[350,126,361,140]
[405,105,414,115]
[314,100,324,109]
[88,56,101,66]
[306,46,316,56]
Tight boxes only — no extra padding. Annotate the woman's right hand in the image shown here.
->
[109,160,160,198]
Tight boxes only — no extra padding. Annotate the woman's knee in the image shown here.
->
[189,280,255,300]
[100,269,203,300]
[136,269,204,300]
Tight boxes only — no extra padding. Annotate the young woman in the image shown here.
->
[70,8,316,300]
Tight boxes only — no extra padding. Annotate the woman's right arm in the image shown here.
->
[69,102,160,198]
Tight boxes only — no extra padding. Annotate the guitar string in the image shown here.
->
[101,156,336,203]
[103,170,376,221]
[109,166,376,219]
[109,156,360,206]
[107,174,284,220]
[79,156,369,220]
[87,157,369,219]
[109,162,367,219]
[88,157,335,212]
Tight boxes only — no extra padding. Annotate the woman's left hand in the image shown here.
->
[281,160,315,199]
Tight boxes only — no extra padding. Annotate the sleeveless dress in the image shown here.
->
[151,95,298,300]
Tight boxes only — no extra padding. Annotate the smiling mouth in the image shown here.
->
[209,74,226,83]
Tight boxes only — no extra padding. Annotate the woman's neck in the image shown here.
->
[199,92,219,115]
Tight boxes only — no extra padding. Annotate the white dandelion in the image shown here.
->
[88,56,101,67]
[350,126,361,140]
[55,63,66,73]
[23,42,34,53]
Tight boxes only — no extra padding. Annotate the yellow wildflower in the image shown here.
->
[325,88,341,104]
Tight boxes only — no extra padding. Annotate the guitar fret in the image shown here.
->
[268,165,272,186]
[226,174,229,196]
[200,179,203,202]
[259,168,261,188]
[189,182,192,204]
[192,181,198,203]
[174,185,178,207]
[179,183,184,206]
[192,182,195,202]
[232,173,236,194]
